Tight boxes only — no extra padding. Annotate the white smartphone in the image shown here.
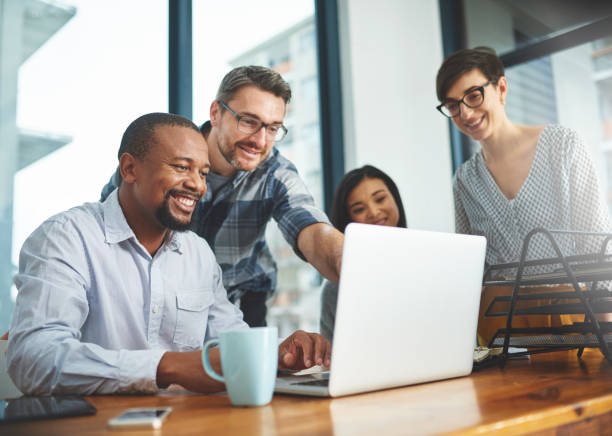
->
[107,407,172,430]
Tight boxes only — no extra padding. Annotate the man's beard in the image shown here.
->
[217,138,242,170]
[155,190,198,231]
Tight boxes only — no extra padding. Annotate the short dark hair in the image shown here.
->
[329,165,407,233]
[118,112,200,160]
[436,46,505,102]
[216,65,292,106]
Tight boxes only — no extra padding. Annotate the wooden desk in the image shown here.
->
[4,349,612,436]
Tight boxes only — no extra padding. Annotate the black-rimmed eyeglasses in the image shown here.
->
[436,82,491,118]
[218,100,288,142]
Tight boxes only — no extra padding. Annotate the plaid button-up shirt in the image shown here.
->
[101,121,329,298]
[192,122,329,298]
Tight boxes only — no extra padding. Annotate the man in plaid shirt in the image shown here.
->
[102,66,343,326]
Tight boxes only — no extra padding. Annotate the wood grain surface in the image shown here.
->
[3,349,611,436]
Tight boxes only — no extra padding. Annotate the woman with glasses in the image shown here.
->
[320,165,407,341]
[436,46,610,272]
[436,47,612,334]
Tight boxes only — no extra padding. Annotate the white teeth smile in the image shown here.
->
[177,197,195,206]
[465,117,483,128]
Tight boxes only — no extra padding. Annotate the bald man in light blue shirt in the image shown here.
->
[7,113,331,395]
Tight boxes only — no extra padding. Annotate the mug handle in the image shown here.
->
[202,339,225,383]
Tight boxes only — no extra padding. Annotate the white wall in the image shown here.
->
[337,0,454,232]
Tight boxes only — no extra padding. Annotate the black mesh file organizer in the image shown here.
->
[481,228,612,366]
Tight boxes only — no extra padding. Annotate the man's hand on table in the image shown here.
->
[278,330,331,370]
[157,349,225,393]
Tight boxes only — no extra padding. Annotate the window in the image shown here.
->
[0,0,168,332]
[300,75,319,102]
[299,30,315,54]
[0,0,328,337]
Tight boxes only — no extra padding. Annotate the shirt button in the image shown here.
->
[152,305,159,314]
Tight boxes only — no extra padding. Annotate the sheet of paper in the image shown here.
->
[278,365,329,377]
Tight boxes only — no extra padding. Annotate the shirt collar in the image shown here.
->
[102,189,183,253]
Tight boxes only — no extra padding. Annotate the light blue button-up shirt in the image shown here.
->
[7,190,247,395]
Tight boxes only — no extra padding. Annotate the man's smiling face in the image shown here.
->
[133,124,210,231]
[212,85,286,173]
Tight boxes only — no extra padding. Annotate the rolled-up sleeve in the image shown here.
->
[271,165,330,260]
[7,219,165,395]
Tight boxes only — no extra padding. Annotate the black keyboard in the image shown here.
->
[291,379,329,387]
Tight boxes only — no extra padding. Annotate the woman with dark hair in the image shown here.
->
[320,165,407,341]
[436,47,612,332]
[436,46,610,272]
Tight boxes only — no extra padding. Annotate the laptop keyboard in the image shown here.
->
[291,379,330,387]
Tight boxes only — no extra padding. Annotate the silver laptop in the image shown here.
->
[275,223,486,397]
